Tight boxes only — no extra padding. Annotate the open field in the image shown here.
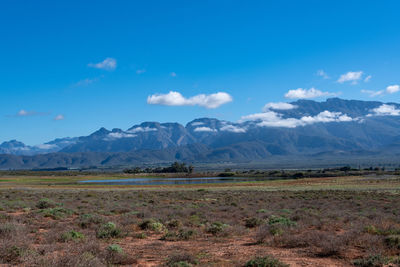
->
[0,174,400,266]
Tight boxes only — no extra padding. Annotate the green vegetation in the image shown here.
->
[124,161,194,174]
[96,222,123,239]
[60,230,85,242]
[0,172,399,266]
[245,255,289,267]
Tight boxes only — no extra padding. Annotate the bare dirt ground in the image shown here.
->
[127,233,350,267]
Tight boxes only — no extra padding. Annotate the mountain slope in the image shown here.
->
[2,98,400,169]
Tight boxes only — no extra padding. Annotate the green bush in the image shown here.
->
[167,252,197,267]
[78,213,103,228]
[60,230,85,242]
[161,229,196,241]
[244,255,289,267]
[206,222,229,236]
[385,235,400,249]
[96,222,123,239]
[353,255,389,267]
[39,207,73,219]
[245,217,263,228]
[36,198,57,209]
[107,244,123,254]
[167,219,183,229]
[268,216,296,227]
[139,219,165,232]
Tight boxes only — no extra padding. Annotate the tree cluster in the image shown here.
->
[123,162,194,174]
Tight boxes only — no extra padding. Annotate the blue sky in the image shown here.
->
[1,0,400,145]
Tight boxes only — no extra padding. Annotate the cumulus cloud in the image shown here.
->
[194,127,217,132]
[54,115,65,121]
[241,110,356,128]
[220,125,246,133]
[147,91,233,109]
[368,104,400,116]
[364,75,372,82]
[361,84,400,97]
[128,127,158,133]
[316,70,330,79]
[386,85,400,94]
[337,71,363,84]
[263,102,297,112]
[284,88,336,99]
[88,58,117,71]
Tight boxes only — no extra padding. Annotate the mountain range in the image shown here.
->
[2,98,400,169]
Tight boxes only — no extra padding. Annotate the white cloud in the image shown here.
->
[220,125,246,133]
[147,91,233,109]
[337,71,363,84]
[136,69,146,74]
[74,77,100,87]
[88,58,117,71]
[54,115,64,121]
[128,127,158,133]
[361,84,400,97]
[263,102,297,111]
[15,110,48,117]
[361,89,384,97]
[194,127,217,132]
[284,88,336,99]
[386,85,400,94]
[170,72,177,77]
[241,110,356,128]
[35,144,57,150]
[316,70,329,79]
[106,132,137,140]
[190,122,205,126]
[18,110,29,116]
[364,75,372,82]
[368,104,400,116]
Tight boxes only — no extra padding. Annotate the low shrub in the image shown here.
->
[96,222,123,239]
[105,244,137,265]
[244,255,289,267]
[78,214,103,228]
[0,223,16,238]
[36,198,57,209]
[167,252,197,267]
[107,244,123,254]
[139,219,165,232]
[245,217,263,228]
[206,222,229,236]
[39,207,74,219]
[268,216,296,227]
[353,254,389,267]
[167,219,183,229]
[60,230,85,242]
[385,235,400,249]
[161,229,196,241]
[0,244,27,264]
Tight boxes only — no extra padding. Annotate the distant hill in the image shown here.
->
[2,98,400,169]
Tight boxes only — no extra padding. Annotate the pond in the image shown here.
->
[78,177,269,186]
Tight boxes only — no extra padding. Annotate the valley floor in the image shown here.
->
[0,175,399,266]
